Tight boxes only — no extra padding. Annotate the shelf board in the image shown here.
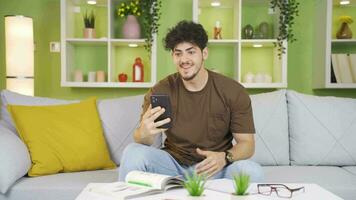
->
[208,39,239,45]
[61,81,155,88]
[242,82,287,88]
[111,39,146,47]
[331,39,356,44]
[241,39,277,43]
[325,83,356,88]
[66,38,108,45]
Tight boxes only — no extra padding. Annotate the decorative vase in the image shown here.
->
[258,22,270,39]
[83,28,96,38]
[242,24,254,39]
[122,15,141,39]
[336,22,353,39]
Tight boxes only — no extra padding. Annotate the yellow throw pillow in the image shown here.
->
[7,97,116,176]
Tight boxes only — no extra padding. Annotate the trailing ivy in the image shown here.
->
[270,0,299,57]
[140,0,162,54]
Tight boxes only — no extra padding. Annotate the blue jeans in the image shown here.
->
[118,143,264,182]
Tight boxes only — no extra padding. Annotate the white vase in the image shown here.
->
[243,72,255,83]
[122,15,141,39]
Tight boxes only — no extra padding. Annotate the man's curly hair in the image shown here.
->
[164,20,208,51]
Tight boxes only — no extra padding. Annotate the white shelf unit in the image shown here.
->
[313,0,356,89]
[60,0,157,88]
[193,0,287,88]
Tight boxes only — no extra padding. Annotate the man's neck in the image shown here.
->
[182,68,209,92]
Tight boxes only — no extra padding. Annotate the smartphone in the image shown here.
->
[150,94,172,129]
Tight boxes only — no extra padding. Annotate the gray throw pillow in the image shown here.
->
[0,122,31,194]
[287,90,356,166]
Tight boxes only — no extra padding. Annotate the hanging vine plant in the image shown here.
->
[140,0,162,54]
[270,0,300,57]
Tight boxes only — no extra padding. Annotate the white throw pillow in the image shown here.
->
[0,122,31,194]
[287,90,356,166]
[249,90,290,166]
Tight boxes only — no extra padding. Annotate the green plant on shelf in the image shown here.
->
[232,172,250,196]
[270,0,300,57]
[183,171,207,196]
[83,10,95,29]
[117,0,142,17]
[117,0,162,54]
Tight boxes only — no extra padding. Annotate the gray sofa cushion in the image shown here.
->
[343,166,356,176]
[0,90,74,134]
[0,169,118,200]
[263,166,356,200]
[249,90,290,166]
[287,90,356,166]
[0,124,31,194]
[97,95,162,165]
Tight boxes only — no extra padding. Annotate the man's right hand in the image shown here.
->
[138,104,171,140]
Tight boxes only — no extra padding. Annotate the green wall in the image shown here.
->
[1,0,356,100]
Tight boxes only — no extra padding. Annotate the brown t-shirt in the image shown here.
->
[141,70,255,166]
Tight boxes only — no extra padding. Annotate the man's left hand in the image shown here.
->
[195,148,226,178]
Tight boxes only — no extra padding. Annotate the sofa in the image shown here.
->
[0,89,355,200]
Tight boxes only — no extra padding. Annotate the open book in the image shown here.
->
[83,171,183,200]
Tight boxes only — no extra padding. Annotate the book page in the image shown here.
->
[125,170,172,190]
[89,182,159,200]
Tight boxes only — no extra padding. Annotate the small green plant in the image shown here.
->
[183,171,206,196]
[83,10,95,28]
[232,173,250,196]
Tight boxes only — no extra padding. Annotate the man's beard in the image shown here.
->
[180,61,203,81]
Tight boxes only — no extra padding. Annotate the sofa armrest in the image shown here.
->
[0,122,31,194]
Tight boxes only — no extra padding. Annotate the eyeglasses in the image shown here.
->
[257,184,305,198]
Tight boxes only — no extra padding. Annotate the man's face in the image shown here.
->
[172,42,208,81]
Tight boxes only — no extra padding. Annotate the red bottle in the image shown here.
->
[133,57,144,82]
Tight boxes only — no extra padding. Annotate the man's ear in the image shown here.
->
[202,47,208,60]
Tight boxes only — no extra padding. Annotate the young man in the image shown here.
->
[119,20,263,181]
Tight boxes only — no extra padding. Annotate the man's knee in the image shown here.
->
[225,160,264,182]
[120,143,157,166]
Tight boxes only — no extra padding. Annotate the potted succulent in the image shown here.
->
[117,0,162,53]
[232,173,250,197]
[183,171,206,198]
[83,10,96,38]
[270,0,300,56]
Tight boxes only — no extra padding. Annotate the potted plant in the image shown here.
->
[336,16,353,39]
[117,0,162,53]
[270,0,300,57]
[83,10,96,38]
[232,173,250,197]
[117,1,142,39]
[183,171,206,198]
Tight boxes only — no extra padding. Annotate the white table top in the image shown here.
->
[76,179,343,200]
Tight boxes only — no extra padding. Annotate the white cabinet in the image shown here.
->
[193,0,287,88]
[60,0,156,88]
[313,0,356,88]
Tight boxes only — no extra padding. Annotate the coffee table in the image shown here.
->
[76,179,343,200]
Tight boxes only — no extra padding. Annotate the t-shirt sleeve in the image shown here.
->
[230,88,255,134]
